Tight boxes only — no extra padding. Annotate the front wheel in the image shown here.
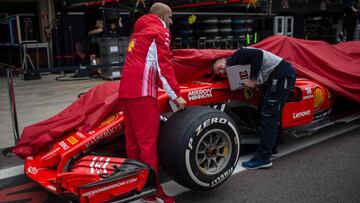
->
[158,106,240,190]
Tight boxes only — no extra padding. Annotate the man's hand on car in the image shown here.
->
[175,96,187,110]
[244,79,257,88]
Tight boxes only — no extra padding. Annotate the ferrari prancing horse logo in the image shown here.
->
[244,86,254,100]
[128,39,136,52]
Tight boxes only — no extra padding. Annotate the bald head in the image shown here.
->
[149,2,170,15]
[149,2,173,28]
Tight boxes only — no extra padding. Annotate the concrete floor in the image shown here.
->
[0,74,109,149]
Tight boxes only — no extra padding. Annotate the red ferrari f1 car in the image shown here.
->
[20,36,359,203]
[24,67,335,203]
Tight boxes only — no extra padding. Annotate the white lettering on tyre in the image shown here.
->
[211,167,234,186]
[219,118,227,124]
[186,117,240,188]
[211,118,218,124]
[203,119,211,128]
[188,138,193,150]
[195,118,229,136]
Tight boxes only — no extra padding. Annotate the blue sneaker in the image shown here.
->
[242,155,272,169]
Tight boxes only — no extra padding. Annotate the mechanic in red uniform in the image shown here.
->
[118,2,186,203]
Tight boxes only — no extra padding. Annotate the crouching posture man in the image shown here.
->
[119,2,186,203]
[213,47,296,169]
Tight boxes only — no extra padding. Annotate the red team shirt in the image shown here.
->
[119,14,180,100]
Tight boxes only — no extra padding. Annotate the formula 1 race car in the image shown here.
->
[24,74,336,203]
[22,36,359,203]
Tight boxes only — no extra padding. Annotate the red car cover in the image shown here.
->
[13,82,121,158]
[252,36,360,103]
[13,35,360,158]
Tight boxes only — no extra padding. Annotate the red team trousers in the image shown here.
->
[121,96,164,193]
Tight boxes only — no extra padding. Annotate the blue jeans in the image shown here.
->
[257,61,296,161]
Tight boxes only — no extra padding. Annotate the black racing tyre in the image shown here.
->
[158,106,240,190]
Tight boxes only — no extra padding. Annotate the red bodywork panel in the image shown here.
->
[282,78,333,128]
[25,113,155,203]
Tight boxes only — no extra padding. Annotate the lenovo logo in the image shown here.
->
[293,110,311,119]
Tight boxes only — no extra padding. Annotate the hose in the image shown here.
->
[55,73,92,81]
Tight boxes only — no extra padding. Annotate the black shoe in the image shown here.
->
[242,155,272,169]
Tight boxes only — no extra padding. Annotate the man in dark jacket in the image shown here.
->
[343,0,359,40]
[213,47,296,169]
[119,2,186,203]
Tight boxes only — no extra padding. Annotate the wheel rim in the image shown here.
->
[195,129,232,175]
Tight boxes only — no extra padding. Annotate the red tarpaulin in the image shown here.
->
[13,82,121,158]
[13,35,360,158]
[252,36,360,103]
